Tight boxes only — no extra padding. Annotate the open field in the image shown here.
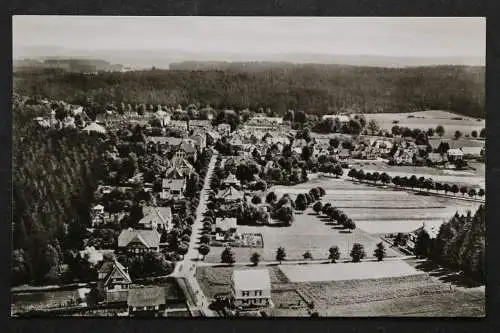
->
[196,265,485,317]
[279,261,422,282]
[318,290,485,317]
[428,137,485,149]
[270,177,481,235]
[363,110,484,139]
[357,167,485,188]
[203,177,483,262]
[349,159,485,180]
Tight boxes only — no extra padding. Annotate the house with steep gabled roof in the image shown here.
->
[118,228,161,255]
[97,259,132,303]
[217,186,244,203]
[222,173,241,189]
[138,206,173,231]
[168,156,194,178]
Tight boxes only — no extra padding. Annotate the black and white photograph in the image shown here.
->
[11,16,485,318]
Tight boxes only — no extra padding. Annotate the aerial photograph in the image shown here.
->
[12,16,485,317]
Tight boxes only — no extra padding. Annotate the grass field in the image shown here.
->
[204,212,401,263]
[363,110,484,139]
[279,261,422,282]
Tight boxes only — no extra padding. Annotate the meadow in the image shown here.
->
[363,110,484,139]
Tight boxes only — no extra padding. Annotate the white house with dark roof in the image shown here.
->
[231,269,272,309]
[447,148,464,162]
[118,228,161,255]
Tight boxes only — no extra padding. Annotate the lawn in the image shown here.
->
[363,110,484,139]
[204,213,401,263]
[279,261,423,282]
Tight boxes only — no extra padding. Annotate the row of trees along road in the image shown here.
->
[218,242,387,265]
[348,168,485,199]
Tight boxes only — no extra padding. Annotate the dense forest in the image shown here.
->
[414,205,485,283]
[12,99,104,285]
[13,64,484,118]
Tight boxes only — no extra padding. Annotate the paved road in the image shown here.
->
[173,150,218,317]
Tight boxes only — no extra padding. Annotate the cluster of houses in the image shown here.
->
[66,105,225,316]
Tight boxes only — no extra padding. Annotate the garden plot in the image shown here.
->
[295,273,450,308]
[279,261,422,283]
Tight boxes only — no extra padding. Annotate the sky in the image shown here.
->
[13,16,485,62]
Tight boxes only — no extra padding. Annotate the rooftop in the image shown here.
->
[128,286,166,307]
[232,269,271,291]
[118,228,161,248]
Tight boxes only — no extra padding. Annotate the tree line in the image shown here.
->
[14,64,484,118]
[414,205,485,283]
[348,168,485,199]
[218,241,387,265]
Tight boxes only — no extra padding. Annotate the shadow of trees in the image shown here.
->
[414,260,483,288]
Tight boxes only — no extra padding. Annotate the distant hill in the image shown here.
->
[14,57,124,73]
[169,57,485,71]
[13,46,484,69]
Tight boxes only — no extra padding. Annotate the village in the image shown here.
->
[11,98,486,317]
